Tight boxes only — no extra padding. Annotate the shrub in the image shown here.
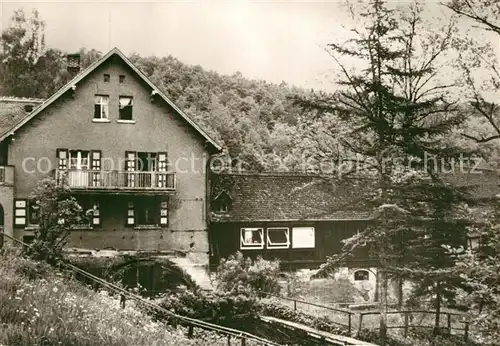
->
[215,252,281,294]
[260,301,348,336]
[158,289,259,325]
[25,178,90,264]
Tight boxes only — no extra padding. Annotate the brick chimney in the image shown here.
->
[67,53,81,76]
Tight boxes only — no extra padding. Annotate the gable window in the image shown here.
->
[94,95,109,120]
[354,270,370,281]
[267,228,290,249]
[119,96,133,121]
[240,228,264,250]
[103,74,110,82]
[119,75,125,83]
[292,227,315,248]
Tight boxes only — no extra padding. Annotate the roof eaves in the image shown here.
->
[0,47,223,152]
[0,48,118,142]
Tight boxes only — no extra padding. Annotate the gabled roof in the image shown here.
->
[0,97,44,139]
[0,48,222,152]
[211,170,500,222]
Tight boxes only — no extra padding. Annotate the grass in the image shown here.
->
[0,248,245,346]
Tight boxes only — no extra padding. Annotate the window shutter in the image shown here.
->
[160,200,168,226]
[90,150,102,187]
[126,201,135,226]
[14,199,27,228]
[157,152,168,188]
[125,151,136,187]
[56,149,68,169]
[92,201,101,227]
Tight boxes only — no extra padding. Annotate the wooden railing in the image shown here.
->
[56,169,176,191]
[259,291,355,336]
[357,309,470,340]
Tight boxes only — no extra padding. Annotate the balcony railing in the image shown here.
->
[56,169,176,191]
[0,166,14,186]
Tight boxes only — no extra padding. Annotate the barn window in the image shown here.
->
[292,227,315,248]
[240,228,264,250]
[267,228,289,249]
[354,270,369,281]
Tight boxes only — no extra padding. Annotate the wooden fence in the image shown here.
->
[260,291,471,341]
[260,291,355,336]
[357,310,470,341]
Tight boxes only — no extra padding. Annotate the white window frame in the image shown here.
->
[240,227,264,250]
[94,95,109,119]
[292,227,315,249]
[266,227,290,249]
[69,150,90,170]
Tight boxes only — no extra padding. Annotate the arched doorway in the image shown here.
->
[0,203,4,248]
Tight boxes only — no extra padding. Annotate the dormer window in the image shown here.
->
[94,95,109,120]
[103,74,110,82]
[212,190,232,213]
[119,96,133,121]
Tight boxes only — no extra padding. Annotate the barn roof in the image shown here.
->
[0,97,44,139]
[211,169,500,222]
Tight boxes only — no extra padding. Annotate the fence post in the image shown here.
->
[348,312,352,336]
[403,312,409,338]
[447,313,451,335]
[293,299,297,311]
[227,335,231,346]
[120,294,126,309]
[464,322,469,342]
[240,337,246,346]
[358,313,364,335]
[187,325,193,338]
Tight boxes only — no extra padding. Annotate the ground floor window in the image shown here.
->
[292,227,315,248]
[74,197,100,228]
[266,227,290,249]
[354,269,370,281]
[127,197,168,227]
[240,228,264,249]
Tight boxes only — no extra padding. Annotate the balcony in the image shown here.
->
[56,169,175,193]
[0,166,14,186]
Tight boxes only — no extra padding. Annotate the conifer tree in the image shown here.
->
[301,1,474,342]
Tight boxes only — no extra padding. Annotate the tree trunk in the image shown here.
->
[434,283,441,336]
[397,277,403,309]
[378,264,388,345]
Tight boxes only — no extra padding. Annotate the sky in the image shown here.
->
[0,0,497,92]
